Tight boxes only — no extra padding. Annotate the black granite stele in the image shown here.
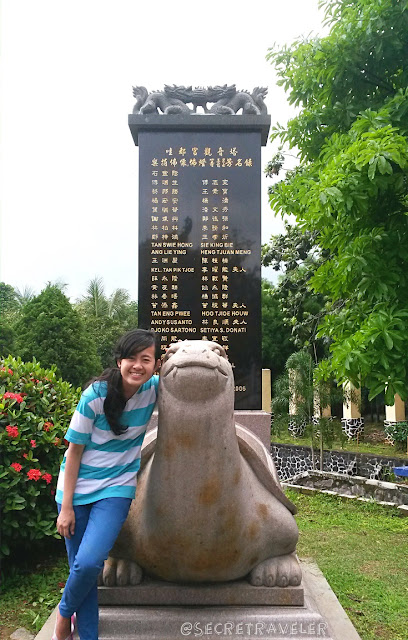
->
[131,114,270,410]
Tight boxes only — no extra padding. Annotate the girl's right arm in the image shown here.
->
[56,442,85,539]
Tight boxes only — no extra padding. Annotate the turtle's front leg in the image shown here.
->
[248,553,302,587]
[101,557,143,586]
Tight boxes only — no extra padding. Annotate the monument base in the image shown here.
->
[148,410,271,450]
[35,561,361,640]
[235,411,271,449]
[98,599,330,640]
[95,562,362,640]
[98,579,304,607]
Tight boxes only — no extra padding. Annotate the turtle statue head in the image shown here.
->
[160,340,233,403]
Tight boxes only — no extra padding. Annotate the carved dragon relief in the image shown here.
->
[132,85,268,116]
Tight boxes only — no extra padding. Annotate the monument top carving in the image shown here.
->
[132,85,268,116]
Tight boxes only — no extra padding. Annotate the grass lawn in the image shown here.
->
[289,490,408,640]
[0,547,68,638]
[273,420,408,460]
[1,494,407,640]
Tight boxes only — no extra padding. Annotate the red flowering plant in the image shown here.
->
[0,355,80,558]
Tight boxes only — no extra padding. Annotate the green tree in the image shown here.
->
[0,319,15,357]
[14,285,101,386]
[14,286,36,308]
[76,278,138,370]
[272,350,345,468]
[0,282,19,314]
[261,279,294,380]
[0,283,19,357]
[79,276,109,318]
[267,0,408,404]
[78,276,132,321]
[83,316,127,370]
[118,300,139,328]
[262,223,329,358]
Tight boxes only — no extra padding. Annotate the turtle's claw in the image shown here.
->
[248,553,301,587]
[102,557,143,586]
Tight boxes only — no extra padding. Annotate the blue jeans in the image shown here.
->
[57,497,132,640]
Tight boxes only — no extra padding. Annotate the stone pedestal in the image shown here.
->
[262,369,271,412]
[35,562,361,640]
[235,410,271,449]
[342,381,364,439]
[97,602,329,640]
[312,390,332,430]
[98,579,304,607]
[288,369,301,417]
[92,561,362,640]
[313,389,331,419]
[384,394,406,444]
[385,393,405,423]
[342,381,361,419]
[288,416,306,438]
[288,369,306,437]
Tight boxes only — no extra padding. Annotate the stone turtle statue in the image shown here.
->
[103,340,301,588]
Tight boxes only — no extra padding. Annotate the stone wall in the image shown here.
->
[271,442,407,481]
[286,470,408,506]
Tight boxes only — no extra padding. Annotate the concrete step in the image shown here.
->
[98,601,332,640]
[98,579,304,607]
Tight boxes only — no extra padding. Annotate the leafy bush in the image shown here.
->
[0,355,80,558]
[384,421,408,451]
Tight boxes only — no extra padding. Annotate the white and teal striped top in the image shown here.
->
[56,376,159,505]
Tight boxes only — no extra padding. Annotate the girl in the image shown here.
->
[53,329,161,640]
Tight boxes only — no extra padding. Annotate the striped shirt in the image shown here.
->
[56,376,159,505]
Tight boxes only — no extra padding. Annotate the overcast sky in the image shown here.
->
[0,0,327,302]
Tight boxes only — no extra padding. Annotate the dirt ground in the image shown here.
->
[365,427,390,444]
[0,625,20,640]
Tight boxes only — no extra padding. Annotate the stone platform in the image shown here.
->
[98,579,304,607]
[35,561,362,640]
[98,600,329,640]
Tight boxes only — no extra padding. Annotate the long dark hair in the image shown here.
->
[92,329,160,435]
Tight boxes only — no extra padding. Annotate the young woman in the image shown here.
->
[53,329,161,640]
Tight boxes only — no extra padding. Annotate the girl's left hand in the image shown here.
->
[57,506,76,538]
